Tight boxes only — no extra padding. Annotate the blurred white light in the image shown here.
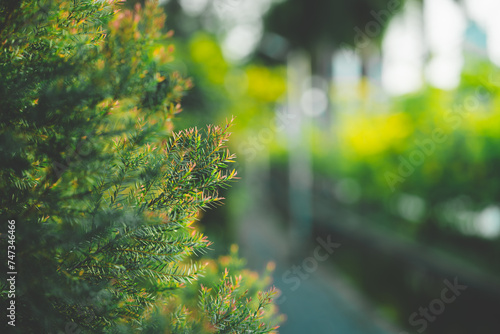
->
[475,206,500,239]
[382,61,423,96]
[425,53,464,90]
[179,0,209,17]
[213,0,271,24]
[464,0,500,66]
[381,0,424,95]
[487,24,500,66]
[424,0,465,53]
[222,23,262,61]
[464,0,496,29]
[333,48,362,84]
[423,0,465,89]
[397,194,426,223]
[300,88,328,117]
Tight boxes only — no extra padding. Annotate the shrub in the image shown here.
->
[0,1,279,332]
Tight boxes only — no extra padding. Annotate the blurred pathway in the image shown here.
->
[235,164,402,334]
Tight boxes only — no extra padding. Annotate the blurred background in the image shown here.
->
[141,0,500,332]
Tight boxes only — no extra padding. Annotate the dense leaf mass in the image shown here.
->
[0,1,278,333]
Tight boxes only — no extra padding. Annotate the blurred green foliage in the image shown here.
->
[313,62,500,239]
[287,61,500,333]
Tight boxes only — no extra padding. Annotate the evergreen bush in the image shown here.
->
[0,1,279,332]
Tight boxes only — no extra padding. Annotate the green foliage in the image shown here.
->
[156,246,281,333]
[299,60,500,331]
[200,271,278,334]
[0,1,279,333]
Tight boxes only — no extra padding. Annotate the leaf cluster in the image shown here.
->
[0,1,279,333]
